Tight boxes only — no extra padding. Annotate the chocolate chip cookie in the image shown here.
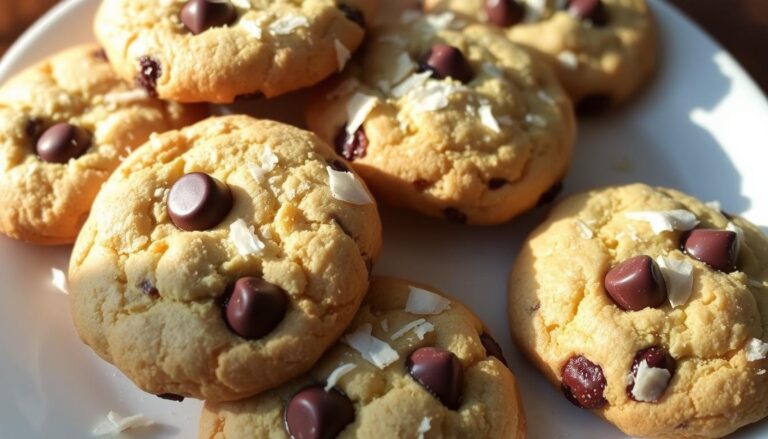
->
[95,0,378,103]
[68,115,382,402]
[200,277,526,438]
[306,14,576,225]
[508,184,768,437]
[424,0,658,108]
[0,44,205,245]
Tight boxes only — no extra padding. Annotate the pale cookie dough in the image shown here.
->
[69,115,382,402]
[200,277,526,438]
[307,15,575,225]
[95,0,378,103]
[0,44,205,245]
[508,183,768,438]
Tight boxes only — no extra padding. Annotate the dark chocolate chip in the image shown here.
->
[334,126,368,161]
[180,0,236,35]
[485,0,525,27]
[328,159,350,173]
[167,172,233,231]
[139,280,159,298]
[285,385,355,439]
[407,347,463,410]
[444,208,468,224]
[604,255,667,311]
[157,393,185,402]
[36,123,91,163]
[137,56,162,98]
[224,277,288,340]
[419,44,474,84]
[537,181,563,206]
[338,4,366,28]
[561,355,607,409]
[683,229,738,273]
[488,178,507,190]
[566,0,608,26]
[480,333,509,367]
[413,179,431,191]
[626,346,675,402]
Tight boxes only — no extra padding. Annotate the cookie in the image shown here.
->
[200,277,526,438]
[424,0,658,108]
[0,44,205,245]
[94,0,378,103]
[68,115,382,402]
[508,183,768,438]
[306,15,576,225]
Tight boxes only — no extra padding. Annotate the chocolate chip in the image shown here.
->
[485,0,525,27]
[444,208,468,224]
[180,0,236,35]
[167,172,233,231]
[480,333,509,367]
[537,181,563,206]
[488,178,507,190]
[328,159,350,173]
[561,355,607,409]
[285,385,355,439]
[224,277,288,340]
[419,44,474,84]
[626,346,675,402]
[576,94,612,115]
[36,123,91,163]
[139,280,159,298]
[683,229,738,273]
[334,126,368,161]
[407,347,463,410]
[136,56,161,98]
[604,255,667,311]
[566,0,608,26]
[157,393,185,402]
[413,179,431,191]
[338,4,366,28]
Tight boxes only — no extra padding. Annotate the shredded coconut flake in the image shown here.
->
[334,39,351,72]
[92,411,154,436]
[557,51,579,69]
[631,360,671,402]
[51,268,68,294]
[346,93,378,134]
[269,15,309,35]
[390,318,427,340]
[656,256,694,308]
[391,72,431,98]
[389,53,417,86]
[625,210,699,234]
[726,222,744,257]
[247,162,267,182]
[417,417,432,439]
[343,323,400,369]
[705,200,722,211]
[324,363,357,391]
[104,88,149,105]
[230,0,251,8]
[326,166,373,205]
[574,219,594,239]
[405,286,451,315]
[241,19,263,39]
[478,104,501,133]
[758,369,767,375]
[745,338,768,362]
[426,12,455,30]
[413,321,435,340]
[409,81,464,113]
[229,219,266,256]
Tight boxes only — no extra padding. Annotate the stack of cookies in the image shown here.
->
[1,0,766,438]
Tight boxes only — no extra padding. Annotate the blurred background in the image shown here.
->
[0,0,765,92]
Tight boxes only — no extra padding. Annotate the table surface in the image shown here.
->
[0,0,765,93]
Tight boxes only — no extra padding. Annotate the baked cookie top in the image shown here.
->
[0,44,205,245]
[200,277,526,438]
[424,0,658,107]
[95,0,378,103]
[508,184,768,438]
[68,115,382,402]
[306,15,576,225]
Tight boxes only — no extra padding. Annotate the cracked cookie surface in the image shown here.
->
[306,16,575,225]
[0,44,205,245]
[508,184,768,438]
[95,0,378,103]
[200,277,526,438]
[68,115,382,402]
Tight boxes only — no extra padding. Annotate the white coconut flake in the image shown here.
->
[334,39,351,72]
[230,0,251,8]
[525,114,547,127]
[104,88,149,105]
[390,318,427,340]
[51,268,68,294]
[656,256,694,308]
[413,321,435,340]
[726,222,745,257]
[405,286,451,315]
[269,15,309,35]
[574,219,594,239]
[346,93,378,135]
[343,323,400,369]
[391,71,431,98]
[758,369,767,375]
[92,411,154,436]
[327,78,359,100]
[324,363,357,391]
[748,279,764,288]
[631,360,671,402]
[380,318,389,332]
[417,417,432,439]
[537,90,556,105]
[241,19,263,39]
[426,12,455,30]
[389,53,417,86]
[326,166,373,205]
[260,145,278,171]
[409,81,464,113]
[705,200,722,211]
[477,104,501,133]
[625,210,699,234]
[745,338,768,362]
[229,219,266,256]
[247,162,268,182]
[557,51,579,69]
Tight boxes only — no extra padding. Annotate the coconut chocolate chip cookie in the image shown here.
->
[94,0,378,103]
[0,44,205,245]
[424,0,658,109]
[200,277,526,438]
[306,14,575,225]
[68,115,382,402]
[508,183,768,438]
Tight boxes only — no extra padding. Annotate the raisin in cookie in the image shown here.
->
[508,184,768,438]
[95,0,378,103]
[424,0,658,108]
[0,44,205,245]
[68,115,382,402]
[306,15,575,225]
[200,277,526,438]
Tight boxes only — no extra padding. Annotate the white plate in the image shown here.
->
[1,0,767,438]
